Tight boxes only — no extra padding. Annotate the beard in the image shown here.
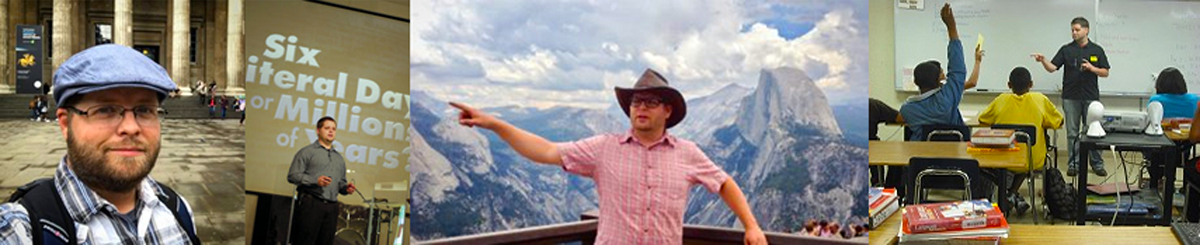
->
[66,127,159,193]
[630,116,661,132]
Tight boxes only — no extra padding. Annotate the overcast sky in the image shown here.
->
[412,0,868,109]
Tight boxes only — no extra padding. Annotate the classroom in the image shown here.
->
[868,0,1200,244]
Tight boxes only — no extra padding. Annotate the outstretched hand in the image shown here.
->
[1031,53,1046,62]
[450,102,499,130]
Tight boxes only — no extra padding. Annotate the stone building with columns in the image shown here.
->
[0,0,245,96]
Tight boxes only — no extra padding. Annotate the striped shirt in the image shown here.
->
[0,158,197,244]
[557,130,730,245]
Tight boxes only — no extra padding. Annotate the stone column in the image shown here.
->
[113,0,132,46]
[169,0,190,92]
[205,0,226,96]
[52,0,74,73]
[225,0,244,96]
[0,0,11,94]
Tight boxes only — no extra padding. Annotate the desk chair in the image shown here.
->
[1046,129,1059,171]
[887,124,976,198]
[906,157,988,205]
[991,124,1039,223]
[922,124,972,142]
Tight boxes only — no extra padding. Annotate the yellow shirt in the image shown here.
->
[978,92,1064,172]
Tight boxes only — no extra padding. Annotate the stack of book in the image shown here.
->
[869,187,899,228]
[897,199,1009,244]
[969,129,1017,149]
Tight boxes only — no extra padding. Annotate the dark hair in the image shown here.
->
[1009,67,1032,95]
[316,116,336,129]
[1071,17,1089,29]
[1156,67,1187,95]
[913,60,942,89]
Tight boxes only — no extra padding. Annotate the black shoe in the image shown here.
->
[1093,167,1107,177]
[1009,194,1031,215]
[1067,168,1077,177]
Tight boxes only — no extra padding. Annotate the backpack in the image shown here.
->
[6,178,202,245]
[1042,166,1077,220]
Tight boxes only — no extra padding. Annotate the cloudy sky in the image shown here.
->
[412,0,868,109]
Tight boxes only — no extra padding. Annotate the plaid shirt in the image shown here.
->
[557,130,730,245]
[0,158,197,244]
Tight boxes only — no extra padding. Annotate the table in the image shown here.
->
[1166,130,1188,142]
[1164,127,1199,222]
[868,211,901,245]
[1077,132,1178,226]
[868,211,1180,245]
[869,141,1027,214]
[869,141,1027,168]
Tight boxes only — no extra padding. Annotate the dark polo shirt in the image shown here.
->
[1051,39,1110,100]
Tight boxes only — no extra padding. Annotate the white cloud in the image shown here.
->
[411,0,868,108]
[483,45,559,83]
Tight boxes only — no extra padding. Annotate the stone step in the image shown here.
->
[0,94,243,119]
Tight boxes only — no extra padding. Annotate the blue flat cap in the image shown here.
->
[53,44,176,106]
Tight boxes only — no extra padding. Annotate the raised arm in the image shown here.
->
[941,3,958,41]
[451,102,563,165]
[966,45,984,90]
[942,3,967,90]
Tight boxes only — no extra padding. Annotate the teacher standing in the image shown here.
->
[1031,16,1111,177]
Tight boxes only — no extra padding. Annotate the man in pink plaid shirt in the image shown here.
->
[451,68,767,244]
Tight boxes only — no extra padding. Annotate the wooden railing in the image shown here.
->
[415,211,868,245]
[413,219,599,245]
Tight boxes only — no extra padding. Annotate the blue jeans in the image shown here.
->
[1062,99,1105,171]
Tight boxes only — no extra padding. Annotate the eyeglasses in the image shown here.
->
[65,105,163,127]
[630,95,664,109]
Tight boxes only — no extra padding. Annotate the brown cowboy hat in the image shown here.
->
[615,68,687,129]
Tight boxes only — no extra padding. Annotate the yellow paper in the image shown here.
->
[976,33,984,50]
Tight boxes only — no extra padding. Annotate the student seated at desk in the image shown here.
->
[1149,67,1198,119]
[977,66,1065,214]
[899,3,983,141]
[870,98,903,141]
[1148,67,1196,189]
[870,98,903,186]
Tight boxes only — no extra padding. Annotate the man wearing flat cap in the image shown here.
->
[451,68,767,244]
[0,44,201,244]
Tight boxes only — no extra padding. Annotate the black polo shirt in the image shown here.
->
[1051,39,1110,100]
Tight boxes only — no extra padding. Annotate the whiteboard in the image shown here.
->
[1098,0,1200,95]
[894,0,1200,95]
